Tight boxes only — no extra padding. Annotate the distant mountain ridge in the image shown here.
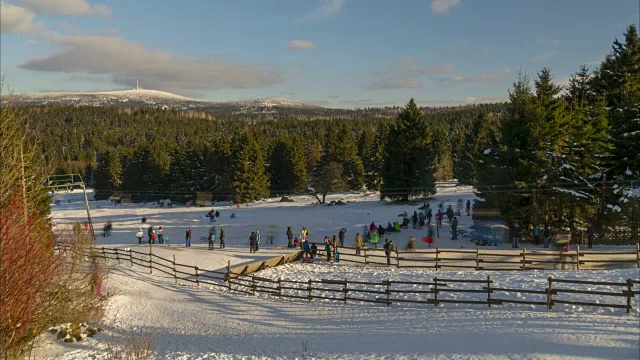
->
[4,89,322,111]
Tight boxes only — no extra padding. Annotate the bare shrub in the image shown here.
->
[105,330,155,360]
[1,90,107,358]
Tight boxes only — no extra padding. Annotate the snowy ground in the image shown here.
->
[51,183,634,253]
[39,185,640,359]
[36,265,640,359]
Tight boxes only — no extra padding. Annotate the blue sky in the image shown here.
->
[1,0,638,108]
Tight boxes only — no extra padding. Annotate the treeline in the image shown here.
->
[21,98,503,202]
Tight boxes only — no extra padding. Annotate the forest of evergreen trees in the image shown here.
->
[14,25,640,235]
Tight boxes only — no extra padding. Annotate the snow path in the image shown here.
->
[38,266,640,359]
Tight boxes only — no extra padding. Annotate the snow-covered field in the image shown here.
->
[40,185,640,359]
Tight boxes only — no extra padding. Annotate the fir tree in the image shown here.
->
[230,130,270,203]
[592,25,640,219]
[269,135,308,195]
[380,99,436,201]
[309,124,364,202]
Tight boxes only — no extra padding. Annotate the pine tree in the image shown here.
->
[309,124,363,202]
[380,99,436,201]
[310,154,346,203]
[231,130,270,203]
[94,149,123,199]
[592,25,640,220]
[269,135,308,195]
[431,124,453,181]
[357,129,377,190]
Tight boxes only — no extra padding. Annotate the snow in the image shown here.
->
[39,184,640,359]
[483,148,492,155]
[552,187,590,199]
[18,89,198,101]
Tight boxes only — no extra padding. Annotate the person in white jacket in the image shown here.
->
[136,228,144,244]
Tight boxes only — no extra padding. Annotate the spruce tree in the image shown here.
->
[94,149,123,199]
[309,124,363,202]
[380,99,436,201]
[592,25,640,220]
[230,130,270,203]
[269,135,308,195]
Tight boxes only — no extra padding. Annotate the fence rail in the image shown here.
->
[331,243,640,271]
[87,246,639,314]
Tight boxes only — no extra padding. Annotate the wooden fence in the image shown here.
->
[332,243,640,271]
[94,247,639,314]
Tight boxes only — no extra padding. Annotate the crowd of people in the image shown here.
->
[124,199,470,259]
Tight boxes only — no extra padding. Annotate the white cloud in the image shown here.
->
[532,51,556,63]
[296,0,345,23]
[21,0,110,17]
[536,38,559,45]
[450,73,500,83]
[19,34,283,93]
[287,40,316,50]
[0,1,43,33]
[431,0,461,14]
[366,79,423,90]
[366,58,453,90]
[503,67,512,74]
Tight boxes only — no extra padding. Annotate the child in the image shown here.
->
[136,228,143,244]
[293,237,299,248]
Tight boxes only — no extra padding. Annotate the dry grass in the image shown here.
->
[104,330,155,360]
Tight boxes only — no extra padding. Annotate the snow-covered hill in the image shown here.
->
[4,89,322,111]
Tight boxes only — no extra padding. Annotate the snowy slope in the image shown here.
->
[35,265,640,359]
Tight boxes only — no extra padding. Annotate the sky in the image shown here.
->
[1,0,638,108]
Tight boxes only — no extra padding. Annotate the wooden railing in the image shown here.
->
[330,243,640,271]
[91,247,639,314]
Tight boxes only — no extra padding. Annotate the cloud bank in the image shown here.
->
[21,0,110,17]
[0,1,43,33]
[19,35,283,93]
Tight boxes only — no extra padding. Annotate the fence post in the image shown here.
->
[547,277,553,310]
[433,277,439,306]
[363,247,368,265]
[129,249,133,268]
[636,243,639,268]
[522,247,527,270]
[308,279,312,302]
[173,254,177,285]
[386,280,391,306]
[227,260,232,290]
[395,247,400,269]
[626,279,633,314]
[251,275,256,295]
[115,248,121,265]
[576,245,580,270]
[476,247,480,271]
[102,247,106,263]
[148,250,153,274]
[195,266,199,286]
[435,247,440,271]
[487,275,492,308]
[344,279,348,304]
